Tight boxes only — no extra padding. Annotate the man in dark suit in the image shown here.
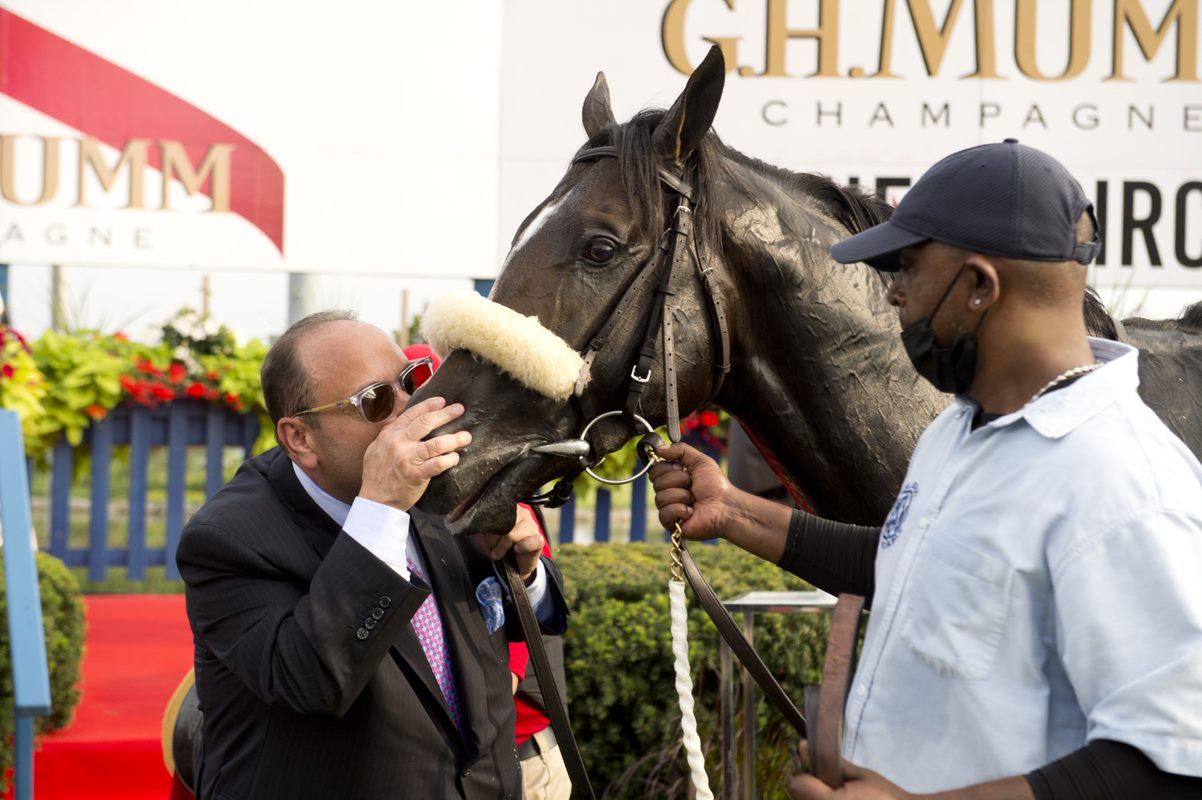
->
[177,310,566,800]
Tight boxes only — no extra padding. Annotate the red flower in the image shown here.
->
[205,369,220,380]
[120,376,159,406]
[113,331,129,341]
[1,363,13,379]
[167,362,187,383]
[152,383,175,400]
[136,357,162,377]
[185,381,208,398]
[84,403,107,419]
[223,391,240,405]
[699,410,720,428]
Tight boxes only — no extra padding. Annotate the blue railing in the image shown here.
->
[37,401,260,581]
[30,400,708,571]
[554,473,657,544]
[0,409,52,800]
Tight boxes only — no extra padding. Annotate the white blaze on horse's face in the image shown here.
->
[501,198,563,274]
[500,181,588,275]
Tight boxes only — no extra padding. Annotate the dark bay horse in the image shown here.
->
[414,47,1202,535]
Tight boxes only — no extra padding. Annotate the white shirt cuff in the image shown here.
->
[526,559,555,623]
[343,497,411,582]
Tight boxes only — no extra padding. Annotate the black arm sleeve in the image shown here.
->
[1026,739,1202,800]
[774,509,880,602]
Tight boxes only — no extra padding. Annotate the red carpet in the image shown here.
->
[32,594,193,800]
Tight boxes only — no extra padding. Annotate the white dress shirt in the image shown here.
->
[292,462,552,617]
[845,338,1202,791]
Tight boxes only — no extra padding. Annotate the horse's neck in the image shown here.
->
[714,173,947,524]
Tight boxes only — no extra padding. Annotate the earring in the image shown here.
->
[972,299,981,307]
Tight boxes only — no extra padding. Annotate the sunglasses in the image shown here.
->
[294,356,435,423]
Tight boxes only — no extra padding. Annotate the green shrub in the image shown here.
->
[557,542,830,799]
[0,552,86,791]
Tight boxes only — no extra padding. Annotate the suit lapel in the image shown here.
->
[409,513,494,753]
[262,449,357,569]
[389,605,459,735]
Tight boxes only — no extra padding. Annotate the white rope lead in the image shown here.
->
[669,578,714,800]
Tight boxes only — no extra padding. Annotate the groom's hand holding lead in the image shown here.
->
[651,441,794,565]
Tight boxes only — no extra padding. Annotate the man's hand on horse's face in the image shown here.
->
[472,505,543,581]
[649,442,734,540]
[359,396,470,511]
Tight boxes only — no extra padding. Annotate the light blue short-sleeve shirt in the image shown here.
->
[844,338,1202,792]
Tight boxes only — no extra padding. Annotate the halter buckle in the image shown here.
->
[630,364,652,383]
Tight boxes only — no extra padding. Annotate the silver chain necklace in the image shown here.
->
[1028,363,1100,404]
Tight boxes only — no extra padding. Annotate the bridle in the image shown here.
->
[570,145,731,431]
[526,144,730,503]
[510,144,863,797]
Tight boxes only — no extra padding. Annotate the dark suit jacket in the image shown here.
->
[177,447,566,800]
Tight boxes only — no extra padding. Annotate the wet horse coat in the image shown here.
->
[413,54,1202,535]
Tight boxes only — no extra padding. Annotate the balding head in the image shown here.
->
[265,313,413,501]
[261,310,358,427]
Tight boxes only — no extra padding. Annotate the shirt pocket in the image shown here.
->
[902,535,1014,680]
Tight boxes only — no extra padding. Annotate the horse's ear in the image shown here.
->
[653,44,725,166]
[582,72,616,138]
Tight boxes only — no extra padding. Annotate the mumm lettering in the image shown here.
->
[662,0,1200,82]
[0,135,234,210]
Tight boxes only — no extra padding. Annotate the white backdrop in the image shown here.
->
[499,0,1202,289]
[0,0,502,278]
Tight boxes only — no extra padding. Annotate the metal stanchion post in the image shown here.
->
[720,641,735,799]
[717,591,840,800]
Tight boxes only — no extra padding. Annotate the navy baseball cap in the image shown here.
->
[830,139,1100,271]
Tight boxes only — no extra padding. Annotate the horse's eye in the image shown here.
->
[583,237,617,264]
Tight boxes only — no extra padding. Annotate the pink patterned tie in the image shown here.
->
[407,556,464,733]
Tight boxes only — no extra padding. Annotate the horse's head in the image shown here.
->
[413,47,732,534]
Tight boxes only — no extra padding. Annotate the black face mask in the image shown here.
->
[900,265,986,395]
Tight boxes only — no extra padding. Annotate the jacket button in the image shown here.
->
[461,768,471,778]
[356,628,369,640]
[379,596,392,608]
[365,617,377,629]
[372,607,384,620]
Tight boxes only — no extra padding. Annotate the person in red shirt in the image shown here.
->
[507,506,570,800]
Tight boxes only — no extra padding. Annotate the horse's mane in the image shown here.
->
[721,148,893,235]
[1125,300,1202,333]
[581,111,892,254]
[1084,287,1120,340]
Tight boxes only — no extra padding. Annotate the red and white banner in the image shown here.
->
[1,8,284,250]
[0,1,501,276]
